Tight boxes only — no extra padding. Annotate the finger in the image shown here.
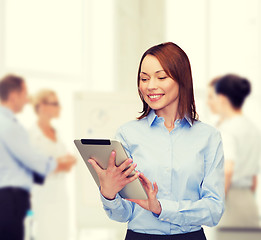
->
[139,173,153,191]
[153,182,158,194]
[123,163,137,177]
[138,177,153,195]
[118,158,133,172]
[88,158,103,174]
[138,176,147,188]
[125,171,140,184]
[107,151,116,169]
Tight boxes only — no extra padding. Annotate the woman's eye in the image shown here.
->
[141,78,149,82]
[159,77,167,80]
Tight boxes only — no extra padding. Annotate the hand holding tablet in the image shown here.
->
[88,151,140,200]
[74,139,147,200]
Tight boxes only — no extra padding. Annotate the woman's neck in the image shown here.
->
[37,116,56,142]
[155,104,180,131]
[37,116,51,129]
[223,107,242,120]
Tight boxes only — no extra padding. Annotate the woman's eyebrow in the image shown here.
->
[140,70,165,75]
[155,70,165,73]
[140,72,150,76]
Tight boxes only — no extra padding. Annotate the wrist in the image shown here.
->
[153,200,162,215]
[100,188,116,200]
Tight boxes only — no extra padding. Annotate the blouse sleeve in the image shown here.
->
[156,130,225,227]
[99,126,134,222]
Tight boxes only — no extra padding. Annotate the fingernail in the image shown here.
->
[128,159,133,163]
[88,160,91,163]
[133,163,137,167]
[112,151,116,155]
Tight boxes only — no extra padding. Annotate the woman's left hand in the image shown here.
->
[127,173,162,215]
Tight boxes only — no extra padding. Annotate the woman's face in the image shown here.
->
[139,55,179,114]
[39,94,60,119]
[207,86,219,114]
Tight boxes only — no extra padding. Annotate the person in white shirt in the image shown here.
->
[208,74,260,227]
[29,89,76,240]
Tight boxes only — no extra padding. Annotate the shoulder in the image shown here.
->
[0,112,19,135]
[115,118,149,145]
[0,112,11,127]
[191,120,220,137]
[117,118,148,133]
[242,116,261,137]
[181,120,222,149]
[220,116,260,138]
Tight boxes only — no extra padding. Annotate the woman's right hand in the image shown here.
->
[88,151,140,200]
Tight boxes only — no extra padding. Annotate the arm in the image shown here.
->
[220,131,236,196]
[100,193,135,222]
[95,126,136,222]
[225,160,234,195]
[251,175,258,192]
[158,131,225,227]
[88,151,139,222]
[2,123,56,176]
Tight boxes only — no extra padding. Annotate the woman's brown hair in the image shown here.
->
[137,42,198,123]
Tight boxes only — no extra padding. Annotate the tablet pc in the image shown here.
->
[74,139,147,200]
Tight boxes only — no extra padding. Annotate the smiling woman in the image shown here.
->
[88,42,225,240]
[137,43,197,126]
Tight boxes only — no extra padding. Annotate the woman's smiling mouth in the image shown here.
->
[147,94,165,101]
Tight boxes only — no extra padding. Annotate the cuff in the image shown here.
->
[47,156,57,175]
[155,199,183,224]
[100,192,123,210]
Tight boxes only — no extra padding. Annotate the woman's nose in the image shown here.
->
[147,78,158,90]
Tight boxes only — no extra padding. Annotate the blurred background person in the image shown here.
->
[208,74,260,228]
[0,74,75,240]
[30,89,76,240]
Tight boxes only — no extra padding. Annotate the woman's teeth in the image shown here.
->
[148,94,163,99]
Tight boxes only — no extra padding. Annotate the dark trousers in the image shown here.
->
[0,187,30,240]
[125,228,207,240]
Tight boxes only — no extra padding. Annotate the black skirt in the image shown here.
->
[125,228,207,240]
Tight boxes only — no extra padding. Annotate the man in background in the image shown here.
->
[0,74,75,240]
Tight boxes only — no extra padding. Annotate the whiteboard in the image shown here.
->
[73,91,142,231]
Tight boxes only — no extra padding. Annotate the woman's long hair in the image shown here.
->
[137,42,198,123]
